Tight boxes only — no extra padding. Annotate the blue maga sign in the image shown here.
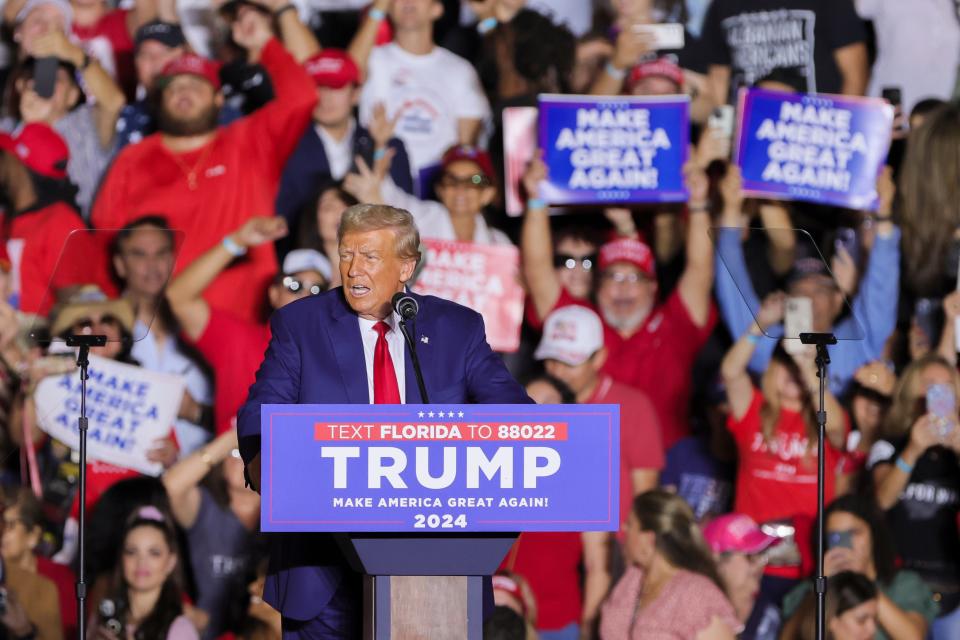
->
[538,94,689,205]
[734,89,894,210]
[261,404,619,533]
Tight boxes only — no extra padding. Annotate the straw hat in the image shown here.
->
[50,285,134,337]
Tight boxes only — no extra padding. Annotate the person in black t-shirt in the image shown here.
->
[868,354,960,628]
[699,0,868,104]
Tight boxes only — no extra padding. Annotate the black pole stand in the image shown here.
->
[66,334,106,640]
[399,320,429,404]
[800,332,837,640]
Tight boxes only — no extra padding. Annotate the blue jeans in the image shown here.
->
[539,623,580,640]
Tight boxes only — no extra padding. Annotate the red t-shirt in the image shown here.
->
[587,375,664,528]
[728,388,844,525]
[194,308,270,435]
[7,203,113,316]
[69,460,140,519]
[524,286,596,331]
[500,532,582,630]
[72,9,135,97]
[601,289,716,450]
[37,556,77,640]
[92,38,317,324]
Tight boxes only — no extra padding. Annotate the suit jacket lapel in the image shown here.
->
[328,289,370,404]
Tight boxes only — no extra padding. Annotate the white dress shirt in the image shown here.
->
[358,312,407,403]
[316,119,356,181]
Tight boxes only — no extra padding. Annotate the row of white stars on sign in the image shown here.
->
[418,410,465,418]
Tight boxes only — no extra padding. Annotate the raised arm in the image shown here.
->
[264,0,320,62]
[677,162,714,327]
[126,0,159,38]
[162,429,238,528]
[167,217,288,341]
[589,29,653,96]
[757,202,796,276]
[721,292,784,420]
[348,0,389,79]
[519,155,561,321]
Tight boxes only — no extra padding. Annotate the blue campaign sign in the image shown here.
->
[261,404,620,533]
[734,89,894,210]
[538,94,689,205]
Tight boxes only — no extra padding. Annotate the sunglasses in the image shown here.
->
[554,253,597,271]
[282,276,325,296]
[71,314,122,333]
[438,173,491,189]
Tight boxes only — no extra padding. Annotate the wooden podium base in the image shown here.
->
[363,575,484,639]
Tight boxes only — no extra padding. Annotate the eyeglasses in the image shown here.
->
[438,173,491,189]
[554,253,597,271]
[71,314,122,333]
[601,272,648,285]
[282,276,325,296]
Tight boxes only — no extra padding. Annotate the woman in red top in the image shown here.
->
[720,293,847,527]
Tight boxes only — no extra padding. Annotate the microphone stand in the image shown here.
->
[399,319,429,403]
[800,332,837,640]
[66,333,107,640]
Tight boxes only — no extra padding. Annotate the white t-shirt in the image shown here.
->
[359,43,491,177]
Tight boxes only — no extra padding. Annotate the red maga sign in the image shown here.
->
[413,240,524,353]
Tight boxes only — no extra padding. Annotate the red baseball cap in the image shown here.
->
[0,122,69,180]
[441,145,495,181]
[159,53,221,90]
[304,50,360,88]
[599,238,655,277]
[627,57,684,92]
[703,513,778,555]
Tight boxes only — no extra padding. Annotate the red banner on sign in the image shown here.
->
[413,240,524,353]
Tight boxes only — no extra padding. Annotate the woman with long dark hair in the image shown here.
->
[785,571,879,640]
[600,490,739,639]
[91,506,197,640]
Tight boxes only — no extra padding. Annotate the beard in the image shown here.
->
[601,302,653,334]
[157,102,219,137]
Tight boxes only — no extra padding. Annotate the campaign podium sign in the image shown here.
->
[261,403,620,533]
[734,89,894,210]
[538,93,690,205]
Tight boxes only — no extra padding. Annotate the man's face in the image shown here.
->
[436,160,494,220]
[135,41,184,89]
[159,74,221,136]
[788,275,842,333]
[313,84,358,128]
[554,237,597,300]
[339,228,416,320]
[389,0,441,31]
[113,227,175,298]
[597,263,656,333]
[543,351,603,397]
[630,76,681,97]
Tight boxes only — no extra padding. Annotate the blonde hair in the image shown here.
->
[882,353,960,441]
[337,203,421,262]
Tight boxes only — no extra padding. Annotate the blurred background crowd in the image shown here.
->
[0,0,957,638]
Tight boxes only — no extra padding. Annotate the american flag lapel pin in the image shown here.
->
[421,335,429,344]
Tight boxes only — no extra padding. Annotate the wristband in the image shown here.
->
[273,3,296,17]
[745,333,760,345]
[369,7,386,21]
[373,147,387,161]
[222,236,247,257]
[527,197,547,210]
[895,456,914,475]
[477,17,498,34]
[604,61,627,80]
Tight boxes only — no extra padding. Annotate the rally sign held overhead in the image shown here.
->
[538,94,690,205]
[412,240,524,353]
[734,89,894,210]
[34,355,185,475]
[261,403,620,533]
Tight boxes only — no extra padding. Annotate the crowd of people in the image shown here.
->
[0,0,957,638]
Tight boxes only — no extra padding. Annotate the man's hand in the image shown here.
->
[368,102,399,150]
[231,4,273,62]
[521,152,547,202]
[24,29,84,66]
[231,216,289,249]
[756,291,785,332]
[343,152,393,204]
[147,436,179,469]
[683,160,709,210]
[611,28,654,71]
[719,164,744,216]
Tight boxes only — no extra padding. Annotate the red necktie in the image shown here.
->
[373,321,401,404]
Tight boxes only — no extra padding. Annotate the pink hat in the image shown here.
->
[704,513,778,555]
[599,238,655,277]
[534,305,604,366]
[304,50,360,88]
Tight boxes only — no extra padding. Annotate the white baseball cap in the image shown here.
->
[282,249,332,282]
[534,305,605,366]
[16,0,73,26]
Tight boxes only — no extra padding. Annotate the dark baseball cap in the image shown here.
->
[135,20,186,50]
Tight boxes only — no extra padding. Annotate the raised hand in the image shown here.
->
[368,102,399,150]
[232,216,289,248]
[231,4,273,60]
[521,152,547,201]
[756,291,786,332]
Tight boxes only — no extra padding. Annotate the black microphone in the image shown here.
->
[391,292,429,403]
[392,292,419,320]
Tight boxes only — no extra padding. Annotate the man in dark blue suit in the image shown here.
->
[237,203,531,638]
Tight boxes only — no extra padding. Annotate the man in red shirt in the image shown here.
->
[92,6,317,324]
[166,216,330,436]
[0,122,109,315]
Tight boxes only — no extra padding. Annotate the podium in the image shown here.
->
[261,403,620,639]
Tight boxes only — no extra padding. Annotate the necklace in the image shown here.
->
[169,139,215,191]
